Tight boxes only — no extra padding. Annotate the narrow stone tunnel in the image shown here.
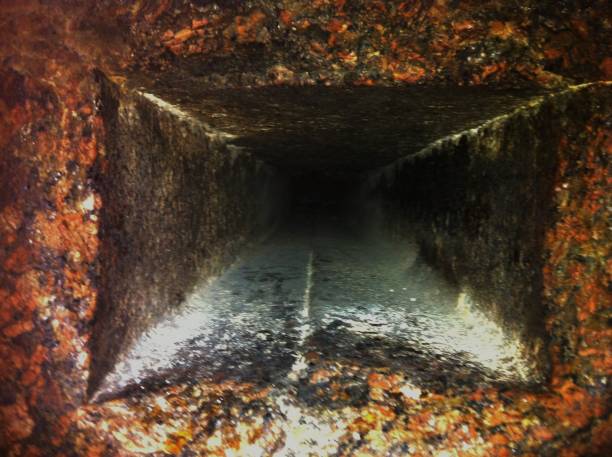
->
[89,80,557,399]
[84,77,609,455]
[1,1,610,456]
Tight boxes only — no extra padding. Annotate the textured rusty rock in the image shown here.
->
[0,64,102,454]
[122,0,610,88]
[543,92,612,389]
[71,358,610,456]
[0,0,611,455]
[0,1,127,452]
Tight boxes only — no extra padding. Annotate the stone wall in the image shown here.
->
[0,63,103,454]
[542,86,611,389]
[89,76,286,394]
[366,83,611,383]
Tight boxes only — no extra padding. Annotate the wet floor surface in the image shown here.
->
[97,214,533,401]
[84,215,610,457]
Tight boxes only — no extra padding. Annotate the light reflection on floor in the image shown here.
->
[95,218,533,401]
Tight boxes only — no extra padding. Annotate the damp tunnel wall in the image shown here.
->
[364,83,611,382]
[89,76,288,394]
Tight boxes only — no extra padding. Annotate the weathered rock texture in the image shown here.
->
[127,0,611,88]
[367,83,611,383]
[0,59,103,454]
[0,0,610,455]
[90,77,285,395]
[542,86,611,391]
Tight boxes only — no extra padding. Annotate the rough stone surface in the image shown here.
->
[124,0,611,88]
[367,83,611,383]
[0,0,610,455]
[89,77,285,395]
[542,87,611,391]
[0,59,102,455]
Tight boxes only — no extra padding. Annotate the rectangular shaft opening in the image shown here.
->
[87,79,581,400]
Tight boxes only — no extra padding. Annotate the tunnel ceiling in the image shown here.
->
[134,79,545,171]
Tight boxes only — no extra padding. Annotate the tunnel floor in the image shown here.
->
[84,213,570,457]
[96,211,533,402]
